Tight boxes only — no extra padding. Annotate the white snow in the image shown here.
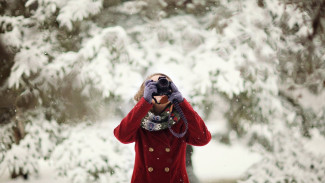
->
[0,160,69,183]
[193,140,262,181]
[304,129,325,156]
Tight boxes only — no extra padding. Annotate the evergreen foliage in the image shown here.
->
[0,0,324,182]
[51,122,133,183]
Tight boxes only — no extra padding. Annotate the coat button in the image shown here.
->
[148,167,153,172]
[164,167,170,172]
[149,147,154,152]
[165,147,170,152]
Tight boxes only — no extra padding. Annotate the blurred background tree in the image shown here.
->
[0,0,324,182]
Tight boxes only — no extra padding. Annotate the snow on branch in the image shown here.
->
[8,44,49,89]
[57,0,103,31]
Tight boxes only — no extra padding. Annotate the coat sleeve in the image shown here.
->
[113,97,153,144]
[179,98,211,146]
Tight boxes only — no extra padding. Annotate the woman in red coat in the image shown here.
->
[114,73,211,183]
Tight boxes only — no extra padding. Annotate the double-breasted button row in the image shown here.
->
[148,147,170,152]
[147,147,170,173]
[147,167,170,173]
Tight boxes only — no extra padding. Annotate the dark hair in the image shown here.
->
[133,73,173,102]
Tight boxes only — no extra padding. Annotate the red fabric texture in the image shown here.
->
[114,97,211,183]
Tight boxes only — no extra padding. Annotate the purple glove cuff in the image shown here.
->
[168,82,183,103]
[168,92,184,103]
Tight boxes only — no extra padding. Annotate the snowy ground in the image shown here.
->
[192,122,262,182]
[192,139,261,182]
[1,121,325,183]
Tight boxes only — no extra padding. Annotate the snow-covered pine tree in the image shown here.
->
[277,0,325,138]
[0,111,61,179]
[199,0,325,144]
[200,0,325,182]
[238,130,325,183]
[51,122,134,183]
[0,0,142,180]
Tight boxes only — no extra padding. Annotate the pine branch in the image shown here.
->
[308,0,325,40]
[278,90,311,137]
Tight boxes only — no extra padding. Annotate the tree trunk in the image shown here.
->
[11,109,29,180]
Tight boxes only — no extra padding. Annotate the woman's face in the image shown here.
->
[150,75,169,104]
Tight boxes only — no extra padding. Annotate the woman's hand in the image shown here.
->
[143,80,157,103]
[168,82,183,103]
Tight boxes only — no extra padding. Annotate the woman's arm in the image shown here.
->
[179,99,211,146]
[113,97,152,144]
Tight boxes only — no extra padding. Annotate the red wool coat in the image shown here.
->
[114,97,211,183]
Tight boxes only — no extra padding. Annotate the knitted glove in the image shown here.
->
[143,80,157,103]
[168,82,183,103]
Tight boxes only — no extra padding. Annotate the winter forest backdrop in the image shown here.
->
[0,0,325,183]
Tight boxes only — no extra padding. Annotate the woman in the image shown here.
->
[114,73,211,183]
